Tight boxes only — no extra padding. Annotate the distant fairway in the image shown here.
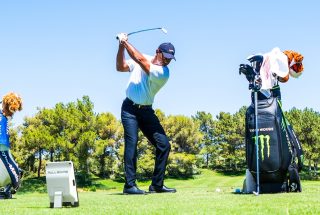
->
[1,170,319,215]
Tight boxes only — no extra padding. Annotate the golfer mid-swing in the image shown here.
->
[116,33,176,194]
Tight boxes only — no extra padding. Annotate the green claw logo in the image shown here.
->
[253,135,271,160]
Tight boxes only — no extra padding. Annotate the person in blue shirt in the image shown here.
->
[0,92,23,199]
[116,33,176,194]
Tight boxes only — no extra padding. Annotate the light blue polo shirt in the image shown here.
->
[125,54,169,105]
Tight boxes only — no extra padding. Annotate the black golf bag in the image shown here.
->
[245,91,303,193]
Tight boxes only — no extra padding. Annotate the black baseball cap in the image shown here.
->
[158,42,176,60]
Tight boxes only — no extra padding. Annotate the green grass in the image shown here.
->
[1,169,319,215]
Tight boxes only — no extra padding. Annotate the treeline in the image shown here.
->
[10,96,320,180]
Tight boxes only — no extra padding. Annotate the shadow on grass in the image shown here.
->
[109,177,125,183]
[215,169,246,177]
[165,175,196,181]
[108,192,127,195]
[18,176,118,193]
[19,177,47,193]
[125,174,196,183]
[89,179,118,191]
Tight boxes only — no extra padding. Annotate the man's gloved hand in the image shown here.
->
[116,33,128,44]
[239,64,256,82]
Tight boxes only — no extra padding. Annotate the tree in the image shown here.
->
[18,96,99,177]
[21,115,54,177]
[192,111,216,168]
[164,114,203,176]
[213,107,246,171]
[72,96,96,174]
[286,108,320,176]
[93,112,123,178]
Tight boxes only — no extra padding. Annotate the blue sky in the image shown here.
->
[1,0,319,126]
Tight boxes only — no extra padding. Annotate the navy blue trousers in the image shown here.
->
[121,98,171,187]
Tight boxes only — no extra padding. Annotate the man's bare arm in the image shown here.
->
[116,43,130,72]
[122,40,150,75]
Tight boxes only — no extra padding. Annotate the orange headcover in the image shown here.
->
[283,50,304,78]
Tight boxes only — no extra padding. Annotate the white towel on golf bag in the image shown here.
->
[242,169,256,193]
[260,47,289,90]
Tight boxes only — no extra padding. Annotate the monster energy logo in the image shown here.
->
[252,135,271,160]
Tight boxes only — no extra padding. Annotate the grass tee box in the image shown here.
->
[45,161,79,208]
[1,170,319,214]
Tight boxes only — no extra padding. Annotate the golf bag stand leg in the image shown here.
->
[254,90,260,195]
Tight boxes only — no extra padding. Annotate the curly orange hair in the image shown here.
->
[283,50,304,73]
[2,92,23,116]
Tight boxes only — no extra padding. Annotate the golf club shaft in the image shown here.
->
[254,91,260,195]
[127,27,163,36]
[116,27,166,40]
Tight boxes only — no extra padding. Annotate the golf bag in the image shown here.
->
[245,91,303,193]
[0,151,23,199]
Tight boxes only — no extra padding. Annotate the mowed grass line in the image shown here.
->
[0,169,319,215]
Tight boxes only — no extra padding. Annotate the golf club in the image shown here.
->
[253,88,260,196]
[116,27,167,40]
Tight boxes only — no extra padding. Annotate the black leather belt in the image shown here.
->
[125,98,152,108]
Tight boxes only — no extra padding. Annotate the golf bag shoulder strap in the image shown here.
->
[277,100,303,192]
[277,100,304,171]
